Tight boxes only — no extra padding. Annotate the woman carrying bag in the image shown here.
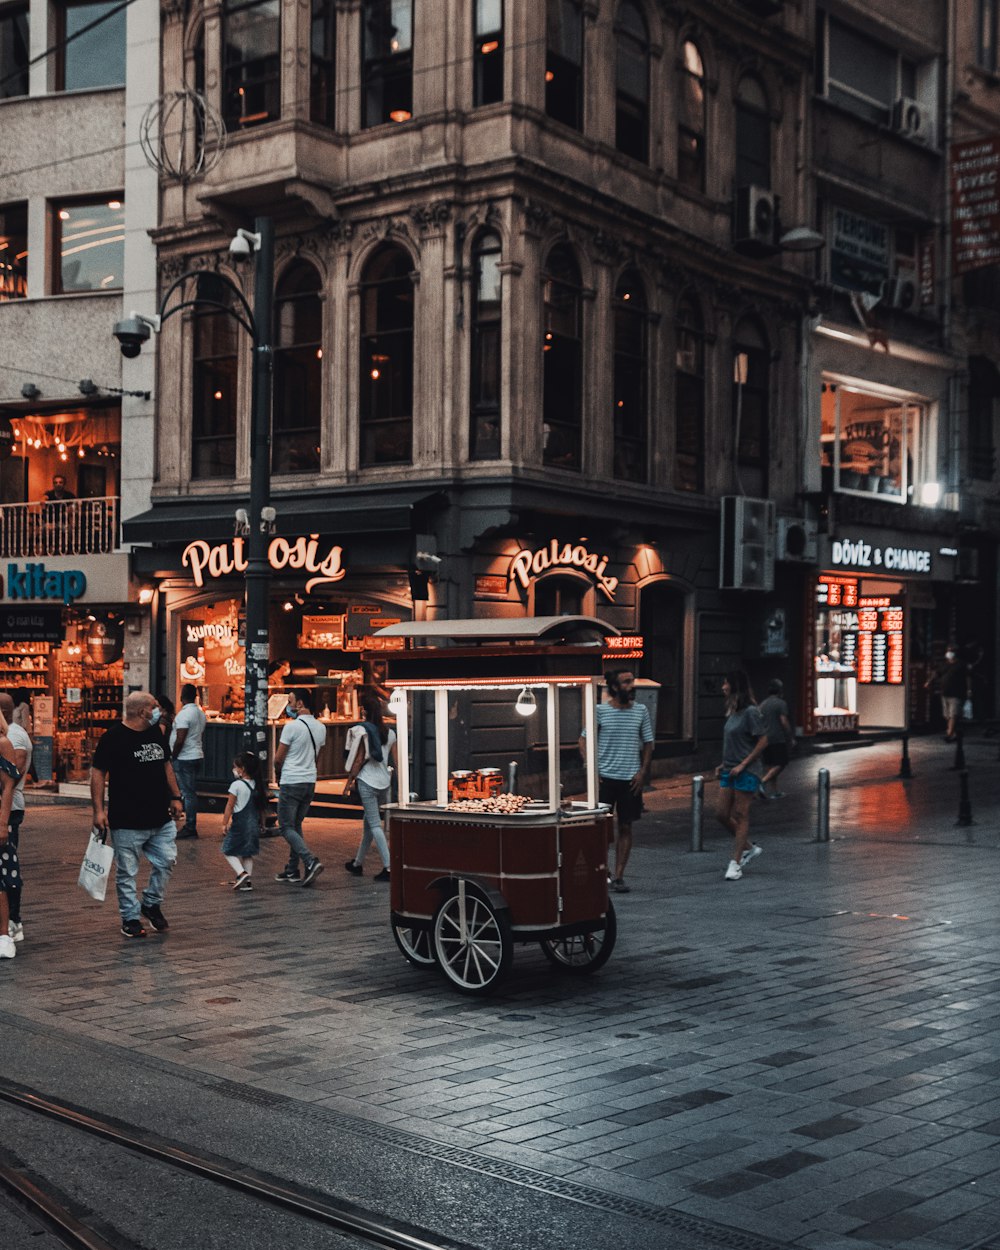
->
[0,711,22,959]
[343,691,397,882]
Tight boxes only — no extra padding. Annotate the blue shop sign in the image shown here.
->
[3,562,87,605]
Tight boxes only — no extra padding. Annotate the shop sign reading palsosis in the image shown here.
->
[509,540,618,601]
[182,535,346,591]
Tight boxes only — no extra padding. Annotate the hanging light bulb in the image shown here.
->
[388,687,406,715]
[514,687,537,717]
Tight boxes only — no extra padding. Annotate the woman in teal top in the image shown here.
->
[715,671,768,882]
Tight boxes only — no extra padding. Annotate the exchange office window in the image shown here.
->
[0,202,28,300]
[192,306,238,479]
[732,316,769,497]
[360,245,413,465]
[677,40,706,192]
[362,0,413,126]
[0,3,29,99]
[674,293,705,493]
[612,269,647,482]
[474,0,503,107]
[821,381,922,501]
[615,2,649,163]
[470,231,502,460]
[53,198,124,293]
[735,75,770,189]
[222,0,281,130]
[273,262,323,475]
[546,0,583,130]
[57,0,125,90]
[310,0,335,126]
[542,244,583,471]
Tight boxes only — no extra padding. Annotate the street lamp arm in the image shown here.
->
[157,294,256,340]
[157,270,257,341]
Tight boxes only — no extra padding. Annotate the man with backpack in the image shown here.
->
[273,689,326,886]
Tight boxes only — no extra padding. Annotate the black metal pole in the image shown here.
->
[243,216,274,761]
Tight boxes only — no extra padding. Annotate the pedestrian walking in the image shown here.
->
[579,668,654,894]
[12,690,37,784]
[222,752,265,891]
[90,691,185,938]
[170,683,207,839]
[715,671,768,881]
[758,679,794,798]
[0,712,22,960]
[273,689,326,887]
[344,691,396,882]
[0,693,31,944]
[924,647,972,742]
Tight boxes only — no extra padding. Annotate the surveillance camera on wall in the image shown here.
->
[229,233,253,261]
[113,317,152,358]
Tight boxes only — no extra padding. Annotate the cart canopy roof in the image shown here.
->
[374,616,619,646]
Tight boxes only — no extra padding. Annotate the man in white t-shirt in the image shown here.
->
[0,692,31,944]
[273,689,327,886]
[170,683,207,839]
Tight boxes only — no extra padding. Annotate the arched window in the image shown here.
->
[733,316,769,496]
[474,0,504,107]
[362,0,413,127]
[613,269,647,482]
[678,40,705,191]
[222,0,281,130]
[735,74,770,188]
[615,2,649,163]
[310,0,336,126]
[273,263,322,474]
[675,293,704,492]
[546,0,583,130]
[534,574,586,616]
[542,245,583,470]
[360,247,413,466]
[470,231,502,460]
[191,307,238,479]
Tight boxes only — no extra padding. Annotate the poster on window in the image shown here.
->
[830,208,890,295]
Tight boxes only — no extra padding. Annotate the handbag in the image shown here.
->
[78,828,114,902]
[962,698,974,721]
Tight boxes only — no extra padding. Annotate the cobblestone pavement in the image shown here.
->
[3,734,999,1250]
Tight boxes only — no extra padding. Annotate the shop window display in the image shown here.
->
[821,381,921,500]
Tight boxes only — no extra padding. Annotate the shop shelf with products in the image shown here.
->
[0,642,51,691]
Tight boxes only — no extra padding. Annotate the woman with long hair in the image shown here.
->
[343,690,397,882]
[715,670,768,881]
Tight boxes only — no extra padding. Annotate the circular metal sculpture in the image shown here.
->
[139,90,227,181]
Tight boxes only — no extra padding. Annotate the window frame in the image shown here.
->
[222,0,282,131]
[614,1,649,163]
[473,0,503,107]
[0,1,29,100]
[734,75,770,190]
[55,0,126,91]
[541,244,583,472]
[359,245,414,467]
[818,11,920,126]
[51,195,125,295]
[545,0,583,131]
[979,0,1000,75]
[272,262,323,476]
[677,39,706,192]
[361,0,414,128]
[469,230,502,460]
[191,304,240,481]
[674,293,705,493]
[310,0,336,127]
[0,200,28,301]
[820,378,924,503]
[732,317,770,497]
[612,269,648,482]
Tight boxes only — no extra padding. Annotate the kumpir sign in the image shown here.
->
[509,540,619,601]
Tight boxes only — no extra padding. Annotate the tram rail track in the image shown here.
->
[0,1078,477,1250]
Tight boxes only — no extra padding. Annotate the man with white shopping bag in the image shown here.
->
[90,692,185,939]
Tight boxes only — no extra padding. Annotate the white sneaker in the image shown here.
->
[8,921,23,943]
[0,934,16,958]
[724,860,743,881]
[739,844,763,869]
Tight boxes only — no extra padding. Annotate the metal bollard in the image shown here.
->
[898,733,913,779]
[691,774,705,852]
[951,729,966,771]
[508,760,518,794]
[956,769,973,827]
[816,768,830,842]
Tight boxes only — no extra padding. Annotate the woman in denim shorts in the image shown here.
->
[715,671,768,882]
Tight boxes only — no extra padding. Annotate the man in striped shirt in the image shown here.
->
[580,669,654,894]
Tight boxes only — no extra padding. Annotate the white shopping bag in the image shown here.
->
[78,829,114,902]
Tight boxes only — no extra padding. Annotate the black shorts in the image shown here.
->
[599,777,643,824]
[762,743,789,767]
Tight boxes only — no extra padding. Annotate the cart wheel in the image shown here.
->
[391,920,437,968]
[433,887,512,995]
[540,901,617,975]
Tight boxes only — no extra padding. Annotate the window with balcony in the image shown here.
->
[615,2,649,163]
[735,75,770,189]
[223,0,281,130]
[674,293,704,492]
[820,380,925,501]
[273,262,322,475]
[546,0,583,130]
[542,244,582,470]
[733,317,769,497]
[979,0,999,74]
[677,40,705,191]
[0,3,29,99]
[192,308,238,479]
[470,231,502,460]
[360,246,413,465]
[612,269,647,481]
[57,0,125,90]
[362,0,413,127]
[311,0,335,126]
[474,0,503,106]
[818,12,923,127]
[0,202,27,300]
[53,198,124,294]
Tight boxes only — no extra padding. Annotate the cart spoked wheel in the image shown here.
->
[433,885,513,994]
[540,900,617,974]
[391,920,437,968]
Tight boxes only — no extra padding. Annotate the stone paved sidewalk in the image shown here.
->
[5,733,1000,1250]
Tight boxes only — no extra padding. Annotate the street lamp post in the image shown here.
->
[114,217,275,763]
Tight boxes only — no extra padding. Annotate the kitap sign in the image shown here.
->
[509,540,618,601]
[183,534,346,592]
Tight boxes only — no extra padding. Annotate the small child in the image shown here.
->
[222,752,266,891]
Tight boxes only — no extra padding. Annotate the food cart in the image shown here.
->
[372,616,619,995]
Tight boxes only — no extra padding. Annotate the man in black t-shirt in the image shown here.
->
[91,692,185,938]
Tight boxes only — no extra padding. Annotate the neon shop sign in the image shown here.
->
[509,541,619,602]
[182,535,346,591]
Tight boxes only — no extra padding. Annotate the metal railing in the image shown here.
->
[0,496,119,557]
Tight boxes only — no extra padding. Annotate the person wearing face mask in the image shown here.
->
[273,689,326,886]
[90,691,184,938]
[925,647,971,743]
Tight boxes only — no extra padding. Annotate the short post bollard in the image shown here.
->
[951,725,966,771]
[898,733,913,779]
[691,774,705,852]
[956,769,973,827]
[816,768,830,842]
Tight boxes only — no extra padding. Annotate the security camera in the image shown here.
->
[113,316,152,358]
[229,228,261,262]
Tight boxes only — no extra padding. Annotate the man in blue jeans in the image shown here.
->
[273,689,326,886]
[170,683,206,838]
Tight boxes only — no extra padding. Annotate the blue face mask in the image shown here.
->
[150,707,162,726]
[286,705,298,719]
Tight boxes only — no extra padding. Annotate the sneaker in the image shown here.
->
[175,828,198,840]
[121,918,146,938]
[301,859,324,887]
[770,791,785,800]
[739,844,763,869]
[724,860,743,881]
[8,921,23,943]
[373,868,390,882]
[0,934,15,958]
[611,877,630,893]
[140,903,169,932]
[232,872,253,891]
[274,867,301,882]
[344,860,363,876]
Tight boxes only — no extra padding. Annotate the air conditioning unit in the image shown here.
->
[720,496,775,591]
[892,97,934,147]
[881,269,917,311]
[733,185,778,253]
[777,517,818,563]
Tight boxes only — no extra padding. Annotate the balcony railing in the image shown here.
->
[0,497,120,557]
